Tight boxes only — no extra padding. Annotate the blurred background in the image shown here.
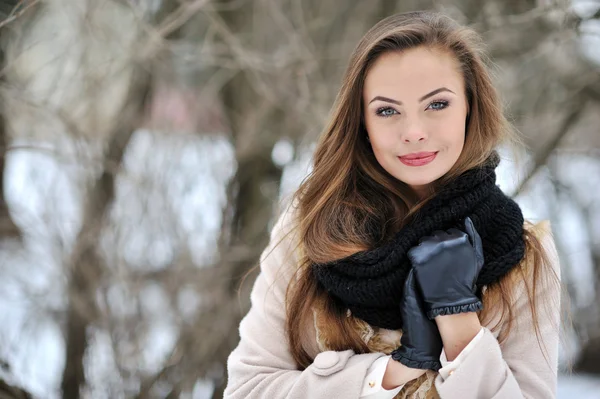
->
[0,0,598,398]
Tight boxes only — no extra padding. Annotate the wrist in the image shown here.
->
[382,358,426,389]
[435,312,481,328]
[435,313,482,361]
[426,298,482,319]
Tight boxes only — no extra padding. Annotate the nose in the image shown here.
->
[400,119,428,143]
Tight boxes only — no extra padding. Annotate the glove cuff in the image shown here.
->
[391,349,442,371]
[427,300,483,320]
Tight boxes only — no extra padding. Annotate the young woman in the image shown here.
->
[224,10,561,399]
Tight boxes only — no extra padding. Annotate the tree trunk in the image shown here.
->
[60,67,151,399]
[574,206,600,376]
[0,92,20,239]
[574,338,600,375]
[0,378,32,399]
[0,1,23,239]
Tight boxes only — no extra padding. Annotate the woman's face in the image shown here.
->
[362,46,469,198]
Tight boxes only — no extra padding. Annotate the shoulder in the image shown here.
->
[524,219,552,244]
[504,219,561,311]
[266,200,302,268]
[522,219,560,275]
[271,199,301,241]
[258,201,303,291]
[481,219,561,334]
[524,219,551,237]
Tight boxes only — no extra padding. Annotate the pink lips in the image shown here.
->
[398,151,438,166]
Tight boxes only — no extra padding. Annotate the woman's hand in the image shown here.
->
[390,268,443,372]
[407,217,484,319]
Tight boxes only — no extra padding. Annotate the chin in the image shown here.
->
[398,175,437,187]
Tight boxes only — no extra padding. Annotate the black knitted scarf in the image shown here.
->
[312,152,526,330]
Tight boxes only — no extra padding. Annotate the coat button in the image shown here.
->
[313,351,339,370]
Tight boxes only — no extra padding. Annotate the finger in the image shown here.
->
[465,216,481,246]
[465,217,484,263]
[446,228,467,239]
[403,268,416,292]
[418,236,439,246]
[408,242,436,264]
[417,236,431,245]
[403,269,426,311]
[419,230,447,243]
[407,245,425,263]
[464,217,476,244]
[432,230,447,238]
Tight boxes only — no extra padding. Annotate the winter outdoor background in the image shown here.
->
[0,0,599,398]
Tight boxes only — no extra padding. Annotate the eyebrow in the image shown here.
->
[368,87,455,105]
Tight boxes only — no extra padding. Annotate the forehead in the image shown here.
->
[363,47,464,98]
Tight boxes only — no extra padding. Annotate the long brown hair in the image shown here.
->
[285,11,559,369]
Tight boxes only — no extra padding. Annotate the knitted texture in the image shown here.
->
[312,152,525,330]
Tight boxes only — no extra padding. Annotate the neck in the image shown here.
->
[410,184,432,200]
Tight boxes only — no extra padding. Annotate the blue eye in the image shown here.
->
[375,100,450,118]
[376,107,398,118]
[428,100,449,111]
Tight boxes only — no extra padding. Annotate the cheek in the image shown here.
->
[370,133,393,147]
[369,134,397,161]
[454,128,466,152]
[435,117,465,151]
[366,122,395,151]
[446,130,465,151]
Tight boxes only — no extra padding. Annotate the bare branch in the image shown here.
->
[0,0,40,30]
[513,103,585,197]
[0,378,32,399]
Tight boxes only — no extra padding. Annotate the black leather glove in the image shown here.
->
[408,217,484,319]
[391,268,442,371]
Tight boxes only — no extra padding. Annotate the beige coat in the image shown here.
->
[224,205,561,399]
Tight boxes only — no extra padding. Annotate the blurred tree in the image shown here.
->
[0,0,27,239]
[0,377,31,399]
[0,0,598,398]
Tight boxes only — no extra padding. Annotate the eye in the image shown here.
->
[428,100,450,111]
[375,107,398,118]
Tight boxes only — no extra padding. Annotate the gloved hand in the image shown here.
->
[391,268,442,371]
[407,217,484,319]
